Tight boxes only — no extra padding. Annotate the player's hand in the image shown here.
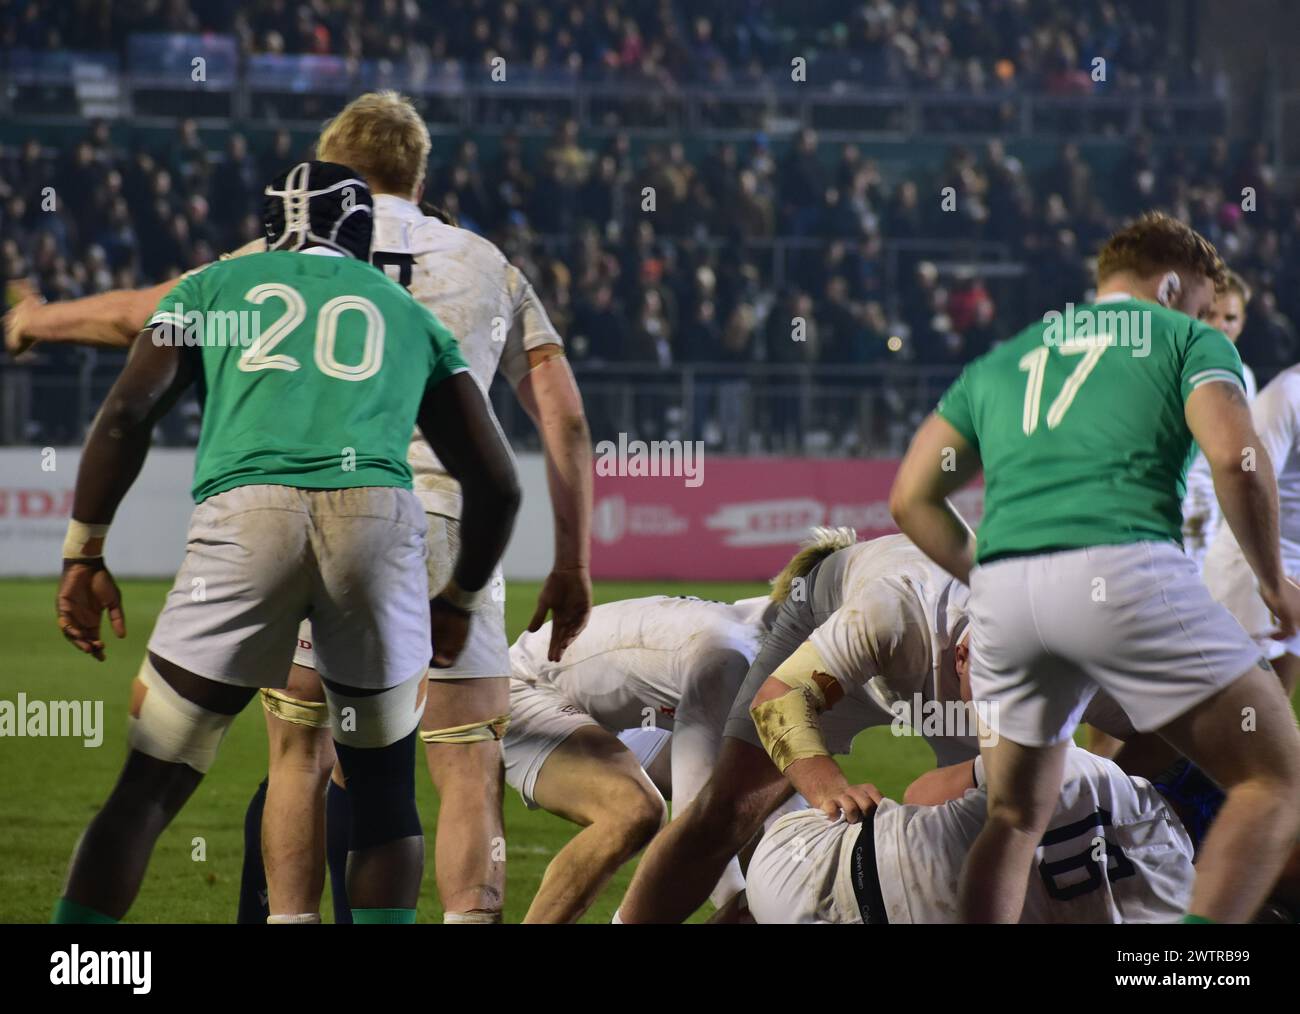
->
[1261,576,1300,642]
[4,278,43,358]
[528,565,592,662]
[429,594,471,668]
[56,560,125,661]
[819,783,882,824]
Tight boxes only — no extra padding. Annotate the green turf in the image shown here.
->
[0,578,937,923]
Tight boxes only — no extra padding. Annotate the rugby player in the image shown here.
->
[1203,352,1300,697]
[890,211,1300,923]
[747,746,1196,924]
[614,530,982,923]
[9,91,594,925]
[1182,271,1257,569]
[502,593,774,922]
[51,162,520,924]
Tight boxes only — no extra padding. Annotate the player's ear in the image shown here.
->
[1157,271,1181,307]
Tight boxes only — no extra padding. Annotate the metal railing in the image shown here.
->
[1,358,959,458]
[0,42,1228,141]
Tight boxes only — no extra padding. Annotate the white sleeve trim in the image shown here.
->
[1186,369,1246,392]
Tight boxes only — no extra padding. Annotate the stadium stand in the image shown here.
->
[2,0,1298,453]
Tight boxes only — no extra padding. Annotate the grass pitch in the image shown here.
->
[1,578,945,923]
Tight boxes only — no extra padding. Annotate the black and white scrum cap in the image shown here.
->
[263,160,374,260]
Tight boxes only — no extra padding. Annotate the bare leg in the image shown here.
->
[1109,732,1180,781]
[1085,725,1123,759]
[1273,653,1300,697]
[524,726,666,923]
[1156,664,1300,922]
[617,737,791,924]
[421,676,509,919]
[263,664,335,918]
[60,652,254,919]
[959,736,1070,923]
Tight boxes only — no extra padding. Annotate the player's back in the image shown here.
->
[808,534,970,707]
[938,298,1245,562]
[875,747,1194,923]
[510,595,764,726]
[155,249,464,503]
[1248,365,1300,557]
[369,196,557,515]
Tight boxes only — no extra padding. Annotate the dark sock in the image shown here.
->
[236,778,270,924]
[326,779,354,925]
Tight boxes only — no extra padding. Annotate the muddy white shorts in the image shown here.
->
[294,512,509,680]
[148,484,430,691]
[968,541,1264,747]
[502,679,599,807]
[1202,530,1300,661]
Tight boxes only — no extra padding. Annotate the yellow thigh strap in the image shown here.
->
[420,714,511,745]
[260,688,330,729]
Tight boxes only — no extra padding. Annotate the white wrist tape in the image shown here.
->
[62,520,110,560]
[440,577,486,612]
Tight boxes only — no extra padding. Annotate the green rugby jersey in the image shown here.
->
[148,250,468,503]
[936,296,1244,563]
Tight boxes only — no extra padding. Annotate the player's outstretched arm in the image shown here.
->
[1186,380,1300,635]
[57,326,194,660]
[514,345,593,661]
[417,371,522,665]
[749,643,880,822]
[6,241,266,356]
[890,413,980,585]
[5,279,172,355]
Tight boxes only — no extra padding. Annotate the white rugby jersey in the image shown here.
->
[215,198,561,518]
[1182,362,1257,569]
[370,196,563,518]
[1205,364,1300,569]
[747,747,1193,924]
[806,535,972,760]
[510,595,770,732]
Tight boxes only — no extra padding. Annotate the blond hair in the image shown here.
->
[317,91,430,198]
[1221,269,1253,305]
[769,527,857,604]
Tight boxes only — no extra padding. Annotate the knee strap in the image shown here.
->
[260,688,330,729]
[420,713,511,745]
[128,658,236,774]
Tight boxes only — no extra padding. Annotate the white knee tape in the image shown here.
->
[325,673,426,749]
[444,910,501,924]
[127,659,236,774]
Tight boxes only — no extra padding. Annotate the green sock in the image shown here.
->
[1181,913,1216,924]
[52,898,118,924]
[352,908,417,924]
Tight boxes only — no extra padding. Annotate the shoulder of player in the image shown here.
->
[1257,365,1300,412]
[409,216,512,271]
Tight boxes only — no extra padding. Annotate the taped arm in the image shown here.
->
[748,641,857,815]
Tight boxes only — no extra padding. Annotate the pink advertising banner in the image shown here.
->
[591,457,984,581]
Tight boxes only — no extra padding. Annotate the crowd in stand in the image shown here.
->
[4,118,1297,382]
[3,0,1190,93]
[2,1,1298,448]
